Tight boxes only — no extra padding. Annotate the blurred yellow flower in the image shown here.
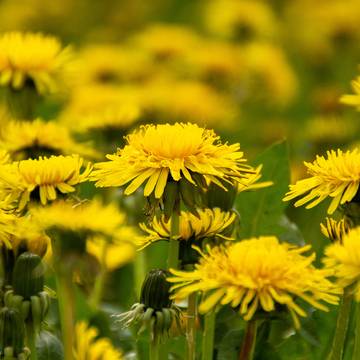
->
[0,32,73,94]
[138,208,236,249]
[324,227,360,300]
[0,206,18,248]
[283,149,360,214]
[340,76,360,110]
[32,199,126,238]
[61,84,141,133]
[132,23,199,60]
[169,237,340,328]
[321,217,350,242]
[0,119,98,160]
[0,155,91,210]
[87,232,136,271]
[92,123,255,199]
[204,0,278,41]
[74,321,123,360]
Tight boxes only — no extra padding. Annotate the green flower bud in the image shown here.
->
[0,307,25,357]
[205,182,237,211]
[140,269,172,311]
[12,252,44,299]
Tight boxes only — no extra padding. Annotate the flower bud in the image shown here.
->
[0,307,25,357]
[140,269,172,311]
[12,252,44,299]
[205,182,237,211]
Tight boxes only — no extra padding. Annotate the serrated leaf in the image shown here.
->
[236,140,290,238]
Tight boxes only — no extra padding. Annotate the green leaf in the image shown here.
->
[37,331,64,360]
[235,140,290,238]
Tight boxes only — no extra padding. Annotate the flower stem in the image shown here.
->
[56,271,75,360]
[26,321,38,360]
[328,286,353,360]
[186,291,197,360]
[239,320,258,360]
[353,302,360,360]
[168,209,180,269]
[150,341,160,360]
[202,310,216,360]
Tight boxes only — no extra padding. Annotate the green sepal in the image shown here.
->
[163,181,179,222]
[12,252,45,299]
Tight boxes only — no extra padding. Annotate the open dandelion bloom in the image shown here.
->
[92,123,256,200]
[324,227,360,300]
[87,226,138,271]
[0,32,72,94]
[0,119,98,160]
[321,217,350,242]
[138,208,236,249]
[168,237,340,328]
[74,321,123,360]
[32,199,126,238]
[340,76,360,110]
[283,149,360,215]
[0,155,91,210]
[0,207,19,248]
[61,85,141,133]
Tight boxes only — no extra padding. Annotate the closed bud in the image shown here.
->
[140,269,172,310]
[0,307,25,357]
[12,252,44,299]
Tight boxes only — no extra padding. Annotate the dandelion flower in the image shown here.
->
[138,208,236,249]
[0,155,91,210]
[0,119,98,160]
[320,217,350,242]
[31,199,126,238]
[283,149,360,214]
[74,321,124,360]
[168,237,340,328]
[340,76,360,110]
[92,123,256,200]
[0,32,72,94]
[324,227,360,300]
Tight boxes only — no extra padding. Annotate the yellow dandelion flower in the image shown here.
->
[74,321,124,360]
[0,149,10,164]
[320,217,351,242]
[283,149,360,215]
[204,0,278,40]
[141,79,236,127]
[0,32,73,94]
[87,229,137,271]
[0,155,91,210]
[169,237,340,328]
[138,208,236,249]
[0,119,98,160]
[340,76,360,110]
[61,85,141,133]
[132,23,199,60]
[0,207,18,248]
[32,199,126,237]
[324,227,360,300]
[91,123,256,199]
[78,44,153,85]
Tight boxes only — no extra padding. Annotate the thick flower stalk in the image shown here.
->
[169,237,340,329]
[283,148,360,214]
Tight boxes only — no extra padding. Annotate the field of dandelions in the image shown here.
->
[0,1,360,360]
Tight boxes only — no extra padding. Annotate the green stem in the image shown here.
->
[150,341,160,360]
[186,291,197,360]
[353,302,360,360]
[26,321,38,360]
[202,310,216,360]
[328,286,353,360]
[56,271,75,360]
[134,250,147,299]
[168,210,180,269]
[239,320,258,360]
[89,243,108,309]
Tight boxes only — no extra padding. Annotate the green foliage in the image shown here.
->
[36,331,63,360]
